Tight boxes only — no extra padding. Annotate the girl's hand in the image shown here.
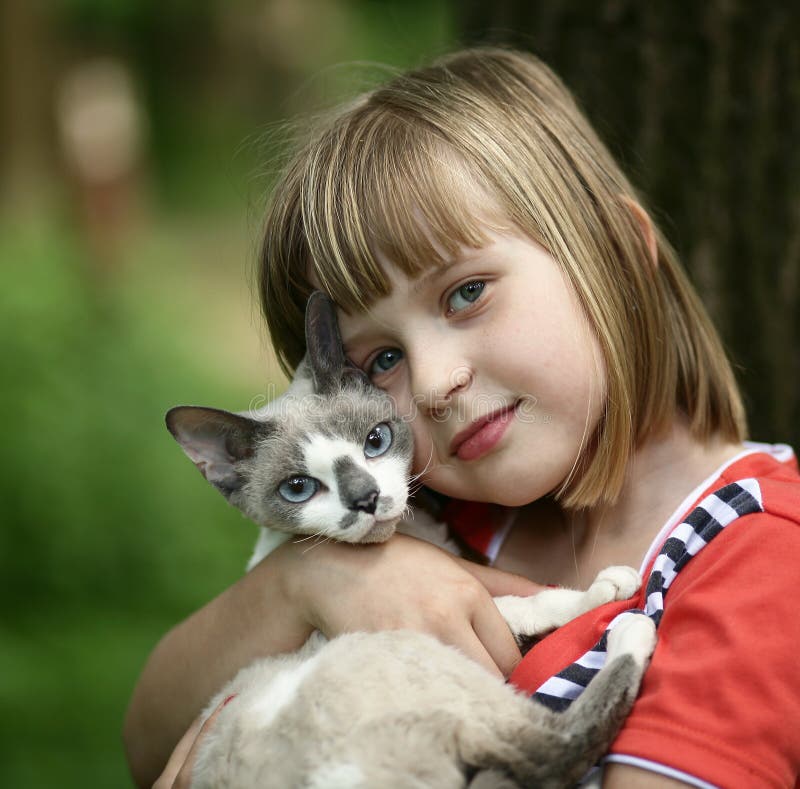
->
[125,534,544,787]
[152,695,233,789]
[278,533,537,678]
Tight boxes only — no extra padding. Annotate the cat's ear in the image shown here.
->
[165,406,269,499]
[305,291,346,393]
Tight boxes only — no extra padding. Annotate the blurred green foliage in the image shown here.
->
[1,2,456,786]
[0,222,252,614]
[0,219,257,787]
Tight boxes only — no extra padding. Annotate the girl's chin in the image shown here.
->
[427,481,543,508]
[486,489,542,508]
[418,449,567,505]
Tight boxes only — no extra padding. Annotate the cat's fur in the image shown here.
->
[166,292,656,789]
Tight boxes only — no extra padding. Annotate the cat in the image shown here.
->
[166,304,459,567]
[166,291,656,789]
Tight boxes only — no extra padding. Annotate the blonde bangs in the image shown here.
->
[301,107,496,315]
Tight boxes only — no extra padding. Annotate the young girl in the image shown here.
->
[126,48,800,788]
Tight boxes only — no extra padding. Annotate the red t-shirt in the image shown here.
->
[449,443,800,788]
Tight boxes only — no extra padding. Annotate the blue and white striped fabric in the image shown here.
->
[532,479,764,712]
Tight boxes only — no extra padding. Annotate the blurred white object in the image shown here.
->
[57,59,145,185]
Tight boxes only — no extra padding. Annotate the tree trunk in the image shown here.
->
[0,0,56,215]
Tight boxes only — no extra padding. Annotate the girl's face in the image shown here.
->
[338,229,607,506]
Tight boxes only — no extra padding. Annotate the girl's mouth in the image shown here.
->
[450,402,518,462]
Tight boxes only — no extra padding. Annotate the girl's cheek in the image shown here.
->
[388,379,435,476]
[408,422,435,476]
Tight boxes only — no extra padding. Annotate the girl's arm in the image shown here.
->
[123,544,312,788]
[123,534,534,788]
[604,765,692,787]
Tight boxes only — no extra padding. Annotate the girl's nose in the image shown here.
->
[410,354,474,417]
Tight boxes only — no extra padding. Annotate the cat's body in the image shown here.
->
[167,293,656,789]
[191,620,654,789]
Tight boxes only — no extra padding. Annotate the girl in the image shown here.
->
[126,48,800,788]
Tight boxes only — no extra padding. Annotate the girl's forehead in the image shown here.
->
[331,255,442,345]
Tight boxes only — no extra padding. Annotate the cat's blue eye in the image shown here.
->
[447,280,485,313]
[369,349,403,377]
[278,475,319,503]
[364,423,393,458]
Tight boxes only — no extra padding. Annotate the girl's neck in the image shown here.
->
[497,419,743,587]
[568,419,743,582]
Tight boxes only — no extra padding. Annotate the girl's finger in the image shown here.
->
[153,695,235,789]
[152,714,205,789]
[470,597,523,679]
[448,628,506,679]
[171,696,235,788]
[457,558,545,598]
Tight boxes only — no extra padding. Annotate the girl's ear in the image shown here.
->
[620,195,658,268]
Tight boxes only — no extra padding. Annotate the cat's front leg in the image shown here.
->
[493,566,641,639]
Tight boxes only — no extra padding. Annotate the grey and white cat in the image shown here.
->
[166,292,656,789]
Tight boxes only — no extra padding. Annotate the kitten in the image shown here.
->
[166,292,459,568]
[167,292,656,789]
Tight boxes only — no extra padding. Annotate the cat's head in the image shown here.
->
[166,292,413,544]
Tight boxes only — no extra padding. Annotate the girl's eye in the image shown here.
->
[278,476,320,503]
[364,422,393,458]
[368,348,403,377]
[446,280,485,314]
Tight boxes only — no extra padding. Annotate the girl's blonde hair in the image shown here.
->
[258,47,746,508]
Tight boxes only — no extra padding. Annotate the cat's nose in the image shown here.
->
[350,489,379,514]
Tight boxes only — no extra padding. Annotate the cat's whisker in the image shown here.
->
[407,448,459,491]
[407,482,428,499]
[407,444,436,484]
[294,531,326,545]
[407,475,429,492]
[302,534,334,555]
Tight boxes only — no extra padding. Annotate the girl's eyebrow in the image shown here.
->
[342,318,390,353]
[342,329,372,351]
[410,253,480,295]
[411,266,448,295]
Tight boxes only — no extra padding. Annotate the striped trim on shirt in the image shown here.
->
[532,479,764,712]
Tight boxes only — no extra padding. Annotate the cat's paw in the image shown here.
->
[494,595,538,637]
[606,613,656,667]
[584,566,641,607]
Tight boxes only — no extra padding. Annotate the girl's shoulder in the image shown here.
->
[641,439,800,615]
[638,440,799,577]
[714,440,797,493]
[718,441,799,524]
